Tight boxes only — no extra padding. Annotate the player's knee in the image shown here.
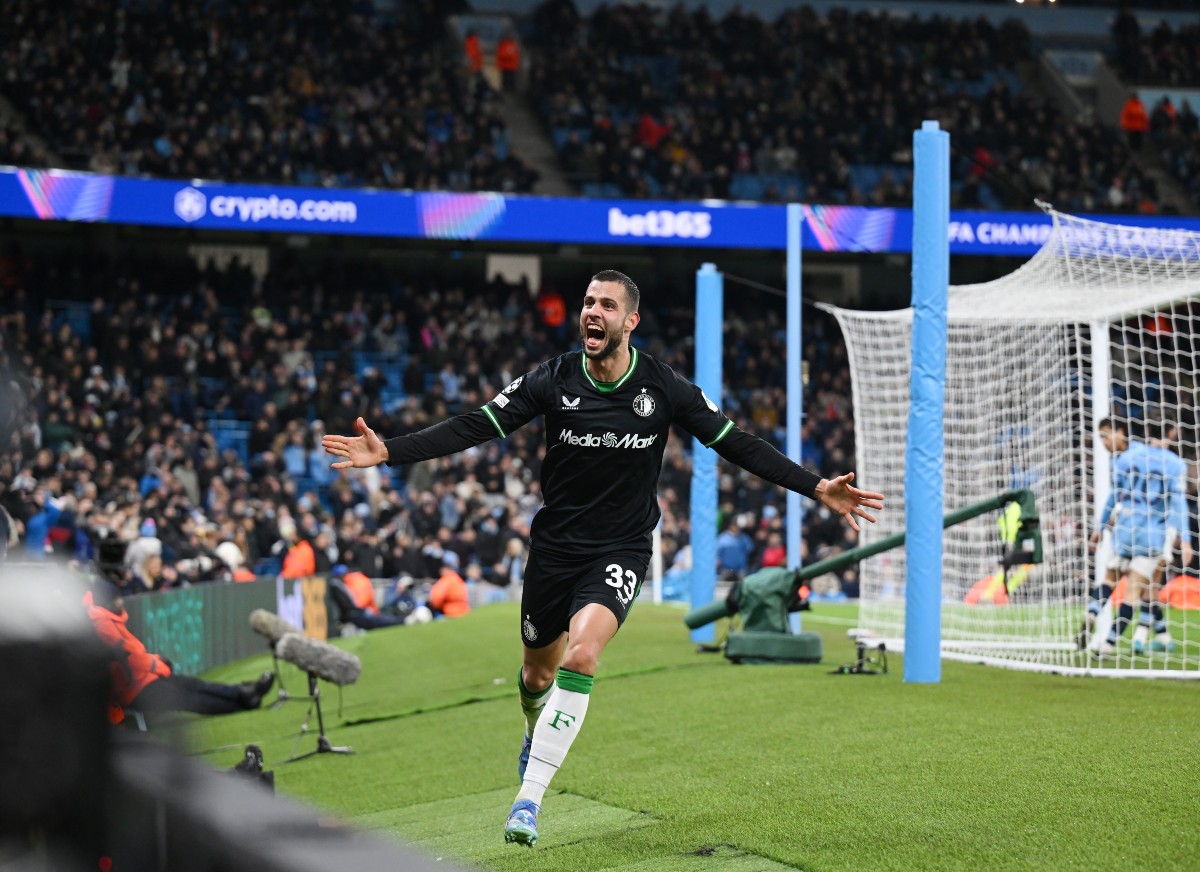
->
[521,663,555,693]
[561,640,601,676]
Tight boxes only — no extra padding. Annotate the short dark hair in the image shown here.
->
[592,270,640,313]
[1097,417,1125,433]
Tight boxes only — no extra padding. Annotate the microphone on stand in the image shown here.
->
[274,633,362,762]
[248,609,303,707]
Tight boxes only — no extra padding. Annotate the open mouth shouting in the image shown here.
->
[584,321,605,354]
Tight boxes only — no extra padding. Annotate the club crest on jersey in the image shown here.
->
[700,389,718,413]
[561,395,580,410]
[523,616,538,642]
[504,377,523,394]
[632,388,655,417]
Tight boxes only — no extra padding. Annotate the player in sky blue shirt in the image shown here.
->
[1098,438,1189,559]
[1096,420,1193,656]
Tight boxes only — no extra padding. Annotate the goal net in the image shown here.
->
[825,208,1200,678]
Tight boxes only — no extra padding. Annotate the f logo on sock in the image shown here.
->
[548,710,577,731]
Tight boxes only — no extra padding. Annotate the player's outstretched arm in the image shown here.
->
[321,417,389,469]
[706,425,884,528]
[813,472,884,533]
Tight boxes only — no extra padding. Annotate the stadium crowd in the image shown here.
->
[1148,95,1200,211]
[0,0,540,193]
[0,246,861,601]
[0,0,1192,214]
[527,2,1166,214]
[1112,10,1199,87]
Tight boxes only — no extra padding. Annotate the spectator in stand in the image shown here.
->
[1150,96,1177,138]
[536,288,567,340]
[496,29,522,93]
[429,552,470,617]
[465,29,484,75]
[493,536,527,589]
[716,520,755,580]
[328,563,407,632]
[759,531,787,569]
[22,488,59,560]
[0,0,535,193]
[1120,92,1150,151]
[526,4,1163,213]
[124,535,167,594]
[215,541,256,582]
[278,518,316,579]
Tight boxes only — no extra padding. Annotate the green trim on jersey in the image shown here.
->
[581,346,639,393]
[481,404,507,438]
[555,667,594,695]
[704,419,734,448]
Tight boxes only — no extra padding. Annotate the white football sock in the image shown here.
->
[516,668,592,807]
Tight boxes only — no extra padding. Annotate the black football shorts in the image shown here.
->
[519,548,649,648]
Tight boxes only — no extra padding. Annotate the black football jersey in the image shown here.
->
[482,348,731,557]
[383,348,821,559]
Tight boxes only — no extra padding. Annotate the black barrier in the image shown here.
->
[0,566,465,872]
[108,734,462,872]
[123,577,336,675]
[0,569,112,871]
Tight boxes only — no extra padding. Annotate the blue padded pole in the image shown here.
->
[905,120,950,683]
[786,203,804,633]
[690,262,723,644]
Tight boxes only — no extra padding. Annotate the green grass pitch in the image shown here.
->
[189,602,1200,871]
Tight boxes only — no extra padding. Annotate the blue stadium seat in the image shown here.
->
[380,387,407,412]
[253,557,282,577]
[730,173,766,201]
[581,182,621,198]
[214,429,249,465]
[49,300,92,343]
[493,129,509,161]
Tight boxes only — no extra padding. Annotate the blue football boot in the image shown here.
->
[504,799,540,846]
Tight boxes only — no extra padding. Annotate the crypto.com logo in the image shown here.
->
[174,187,207,223]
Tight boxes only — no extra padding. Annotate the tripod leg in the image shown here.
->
[286,673,353,761]
[270,649,293,709]
[311,675,353,754]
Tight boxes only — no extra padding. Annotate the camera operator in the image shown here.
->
[84,544,274,726]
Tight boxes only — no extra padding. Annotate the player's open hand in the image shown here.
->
[815,472,884,533]
[321,417,388,470]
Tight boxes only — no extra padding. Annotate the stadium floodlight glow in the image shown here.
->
[826,208,1200,679]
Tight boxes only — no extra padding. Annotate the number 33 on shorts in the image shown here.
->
[605,563,639,607]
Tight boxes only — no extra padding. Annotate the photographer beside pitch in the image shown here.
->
[322,270,884,846]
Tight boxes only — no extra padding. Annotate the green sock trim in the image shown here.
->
[556,667,594,695]
[518,669,553,700]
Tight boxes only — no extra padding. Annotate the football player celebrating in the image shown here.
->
[322,270,883,846]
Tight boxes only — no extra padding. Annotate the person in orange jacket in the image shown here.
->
[1119,92,1149,150]
[465,29,483,74]
[279,518,316,578]
[495,30,520,92]
[84,584,273,725]
[328,564,407,631]
[429,553,471,618]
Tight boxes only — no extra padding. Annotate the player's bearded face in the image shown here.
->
[581,302,625,360]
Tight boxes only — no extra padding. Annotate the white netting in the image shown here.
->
[826,209,1200,678]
